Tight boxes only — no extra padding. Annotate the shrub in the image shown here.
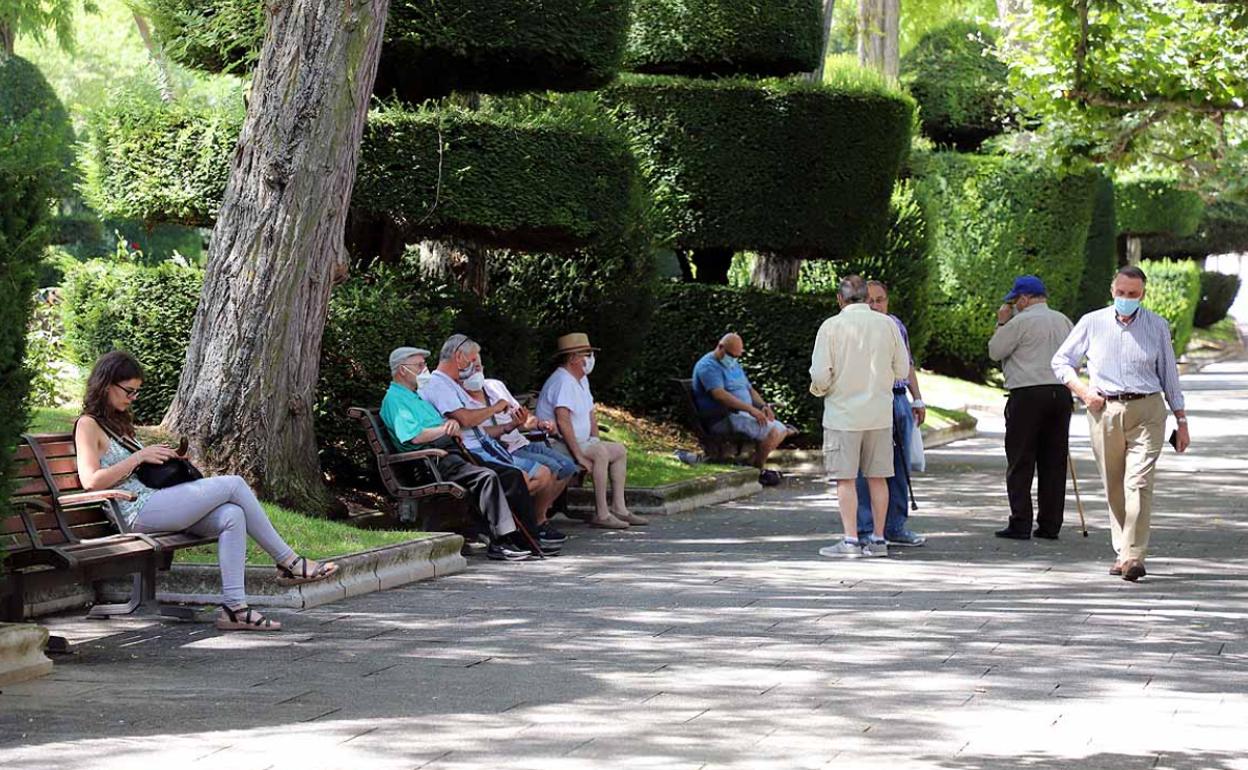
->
[1141,258,1201,356]
[1076,171,1118,317]
[625,0,823,77]
[914,152,1098,379]
[1141,200,1248,260]
[605,72,915,258]
[1194,271,1241,329]
[146,0,628,98]
[607,283,840,437]
[1116,177,1205,237]
[900,21,1010,151]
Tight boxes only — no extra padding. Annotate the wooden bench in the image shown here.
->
[671,378,756,463]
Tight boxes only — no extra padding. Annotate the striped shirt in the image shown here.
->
[1051,306,1185,411]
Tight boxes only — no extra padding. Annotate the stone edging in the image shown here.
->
[769,415,979,472]
[567,467,762,516]
[0,623,53,685]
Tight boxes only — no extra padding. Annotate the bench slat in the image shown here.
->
[25,507,110,533]
[13,473,80,496]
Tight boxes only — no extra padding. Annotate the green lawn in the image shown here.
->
[1189,316,1240,349]
[596,414,738,487]
[26,406,77,434]
[919,370,1006,412]
[924,405,974,433]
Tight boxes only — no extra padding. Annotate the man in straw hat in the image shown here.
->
[537,333,647,529]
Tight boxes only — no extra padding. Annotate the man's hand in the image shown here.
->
[1082,391,1106,413]
[912,405,927,426]
[749,406,768,426]
[762,404,776,421]
[442,420,462,438]
[511,405,531,424]
[996,303,1014,325]
[575,454,593,474]
[1177,422,1190,453]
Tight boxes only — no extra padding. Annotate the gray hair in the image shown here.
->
[838,275,869,303]
[439,333,479,362]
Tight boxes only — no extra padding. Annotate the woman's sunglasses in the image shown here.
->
[113,383,141,399]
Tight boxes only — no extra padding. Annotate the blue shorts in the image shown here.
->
[514,443,579,480]
[710,412,787,442]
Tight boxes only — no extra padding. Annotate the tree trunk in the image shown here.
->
[689,248,735,285]
[163,0,391,512]
[417,239,489,298]
[807,0,838,83]
[857,0,899,80]
[751,253,802,292]
[1,23,14,57]
[132,14,176,103]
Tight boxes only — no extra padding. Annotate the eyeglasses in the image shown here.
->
[114,383,140,399]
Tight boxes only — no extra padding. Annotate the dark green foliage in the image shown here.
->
[1194,271,1241,329]
[900,21,1010,151]
[145,0,629,98]
[1077,171,1118,317]
[1,56,74,521]
[606,74,915,258]
[797,181,935,363]
[81,97,242,227]
[1116,178,1205,237]
[606,283,838,437]
[914,152,1098,379]
[1141,200,1248,260]
[60,260,204,424]
[625,0,822,77]
[1140,258,1201,356]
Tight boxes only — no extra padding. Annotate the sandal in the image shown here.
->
[216,604,282,632]
[275,555,339,586]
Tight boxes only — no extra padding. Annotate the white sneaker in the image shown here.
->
[861,538,889,558]
[819,540,864,558]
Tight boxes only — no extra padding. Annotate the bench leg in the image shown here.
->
[88,573,144,618]
[397,499,420,525]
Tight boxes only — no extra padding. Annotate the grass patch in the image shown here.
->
[919,370,1006,411]
[597,405,737,487]
[27,406,77,434]
[923,405,973,433]
[174,503,423,566]
[1189,316,1240,350]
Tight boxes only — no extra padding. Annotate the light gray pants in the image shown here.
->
[134,475,295,606]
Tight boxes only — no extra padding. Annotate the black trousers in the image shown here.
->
[434,454,539,542]
[1004,385,1073,536]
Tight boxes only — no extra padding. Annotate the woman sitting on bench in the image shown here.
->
[73,351,338,632]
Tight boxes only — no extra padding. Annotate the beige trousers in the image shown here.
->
[1086,393,1166,562]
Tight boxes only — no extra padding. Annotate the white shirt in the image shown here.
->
[419,370,487,451]
[537,367,594,443]
[809,303,910,431]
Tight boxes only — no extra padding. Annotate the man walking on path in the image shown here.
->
[1051,266,1190,581]
[988,275,1074,541]
[854,280,928,547]
[810,275,910,558]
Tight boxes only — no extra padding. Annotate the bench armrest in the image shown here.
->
[60,489,138,506]
[388,448,447,463]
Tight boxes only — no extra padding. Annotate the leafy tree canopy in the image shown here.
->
[0,0,96,52]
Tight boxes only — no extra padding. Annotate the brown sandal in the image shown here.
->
[275,555,339,586]
[216,604,282,632]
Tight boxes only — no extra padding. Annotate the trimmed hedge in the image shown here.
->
[1077,171,1118,317]
[605,73,915,258]
[914,152,1098,379]
[81,97,241,227]
[606,283,839,437]
[796,180,935,363]
[1141,258,1201,356]
[146,0,628,98]
[625,0,822,78]
[1142,200,1248,260]
[1194,271,1241,329]
[900,21,1010,151]
[1116,177,1205,237]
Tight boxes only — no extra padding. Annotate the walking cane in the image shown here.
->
[1067,454,1089,537]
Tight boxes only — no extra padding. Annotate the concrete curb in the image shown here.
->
[567,468,762,516]
[95,533,467,610]
[769,416,979,473]
[0,623,54,685]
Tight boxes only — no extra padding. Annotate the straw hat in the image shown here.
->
[553,332,599,358]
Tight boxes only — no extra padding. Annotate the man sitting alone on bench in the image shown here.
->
[692,332,797,486]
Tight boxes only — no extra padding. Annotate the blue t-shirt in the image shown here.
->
[380,381,445,451]
[692,351,753,417]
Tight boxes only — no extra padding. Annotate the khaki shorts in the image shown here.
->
[823,428,894,480]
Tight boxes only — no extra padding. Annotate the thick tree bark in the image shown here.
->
[857,0,899,80]
[163,0,391,511]
[417,239,489,298]
[751,253,802,292]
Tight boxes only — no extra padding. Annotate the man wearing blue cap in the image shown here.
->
[988,275,1074,540]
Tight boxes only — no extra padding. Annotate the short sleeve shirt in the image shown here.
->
[692,352,753,416]
[379,382,445,451]
[419,371,487,451]
[890,315,913,390]
[536,367,594,443]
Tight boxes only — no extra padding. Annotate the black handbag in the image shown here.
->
[105,426,203,489]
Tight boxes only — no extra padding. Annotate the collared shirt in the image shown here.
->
[420,370,490,451]
[379,381,445,451]
[1051,306,1185,411]
[889,314,913,390]
[692,351,753,417]
[536,366,595,443]
[809,303,910,431]
[987,301,1073,389]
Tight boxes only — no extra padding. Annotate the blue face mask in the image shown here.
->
[1114,297,1142,316]
[721,354,740,369]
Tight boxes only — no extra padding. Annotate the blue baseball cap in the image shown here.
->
[1003,275,1047,302]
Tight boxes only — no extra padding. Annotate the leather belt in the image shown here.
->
[1101,392,1156,402]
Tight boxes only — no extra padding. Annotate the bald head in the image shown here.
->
[716,332,744,359]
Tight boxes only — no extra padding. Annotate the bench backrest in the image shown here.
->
[346,407,406,493]
[9,433,121,548]
[670,378,711,440]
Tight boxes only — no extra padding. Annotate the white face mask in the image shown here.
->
[583,353,596,375]
[416,371,434,389]
[462,371,486,392]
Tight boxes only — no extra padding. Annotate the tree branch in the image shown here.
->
[1067,89,1248,113]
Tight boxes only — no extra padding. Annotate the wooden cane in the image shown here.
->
[1067,454,1089,537]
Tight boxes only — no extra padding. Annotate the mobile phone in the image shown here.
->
[1168,429,1179,450]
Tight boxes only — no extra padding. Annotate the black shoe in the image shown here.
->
[487,540,532,561]
[1033,530,1060,540]
[759,469,783,487]
[537,524,568,544]
[995,528,1031,540]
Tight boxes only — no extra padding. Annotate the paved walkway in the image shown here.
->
[3,360,1247,770]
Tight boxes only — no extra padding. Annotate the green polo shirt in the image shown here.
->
[380,381,444,451]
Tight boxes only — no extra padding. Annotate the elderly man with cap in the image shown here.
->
[691,332,796,486]
[988,275,1075,541]
[536,332,646,529]
[380,346,543,561]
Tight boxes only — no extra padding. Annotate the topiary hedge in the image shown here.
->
[1116,177,1205,237]
[625,0,822,78]
[605,72,915,258]
[914,152,1098,380]
[900,20,1010,151]
[1141,200,1248,260]
[1076,171,1118,317]
[606,282,839,438]
[1141,258,1201,356]
[145,0,628,98]
[1194,270,1241,329]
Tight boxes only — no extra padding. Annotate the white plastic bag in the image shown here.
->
[909,422,926,473]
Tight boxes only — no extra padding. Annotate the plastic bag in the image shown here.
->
[909,422,926,473]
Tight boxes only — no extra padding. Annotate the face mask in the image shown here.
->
[583,354,596,375]
[722,353,740,369]
[457,359,475,381]
[1114,297,1141,316]
[416,371,434,389]
[462,371,486,392]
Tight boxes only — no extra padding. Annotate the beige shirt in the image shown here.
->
[809,303,910,431]
[987,301,1073,390]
